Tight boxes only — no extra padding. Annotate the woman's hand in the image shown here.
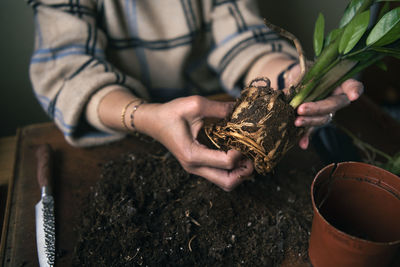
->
[285,64,364,149]
[135,96,254,191]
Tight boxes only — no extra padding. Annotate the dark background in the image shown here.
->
[0,0,349,137]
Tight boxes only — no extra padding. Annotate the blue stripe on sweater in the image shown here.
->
[31,45,104,63]
[232,1,247,31]
[181,0,193,32]
[187,0,197,30]
[218,36,280,73]
[108,33,196,50]
[126,0,151,88]
[36,94,75,131]
[215,24,267,48]
[66,131,115,138]
[213,0,237,6]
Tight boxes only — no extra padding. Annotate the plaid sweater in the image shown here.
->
[28,0,297,147]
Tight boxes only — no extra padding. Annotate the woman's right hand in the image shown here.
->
[134,95,254,191]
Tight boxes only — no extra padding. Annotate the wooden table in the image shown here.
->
[0,136,17,254]
[1,95,399,266]
[0,123,154,266]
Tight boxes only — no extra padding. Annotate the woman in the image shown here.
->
[28,0,363,190]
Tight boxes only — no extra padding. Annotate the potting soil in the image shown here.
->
[73,142,316,266]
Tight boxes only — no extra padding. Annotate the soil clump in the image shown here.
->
[205,79,303,175]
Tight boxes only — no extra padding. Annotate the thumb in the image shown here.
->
[285,64,301,88]
[198,98,235,119]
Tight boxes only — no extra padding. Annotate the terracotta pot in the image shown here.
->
[308,162,400,267]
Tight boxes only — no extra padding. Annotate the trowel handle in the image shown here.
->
[36,143,53,189]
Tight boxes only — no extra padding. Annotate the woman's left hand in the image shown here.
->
[285,64,364,149]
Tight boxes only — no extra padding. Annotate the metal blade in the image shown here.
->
[35,196,56,267]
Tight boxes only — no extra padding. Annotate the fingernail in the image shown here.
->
[298,105,308,115]
[295,118,303,127]
[351,92,359,100]
[300,138,309,149]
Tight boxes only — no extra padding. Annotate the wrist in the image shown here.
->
[133,103,162,137]
[245,53,296,89]
[121,100,146,132]
[86,86,132,133]
[97,89,143,132]
[277,62,298,90]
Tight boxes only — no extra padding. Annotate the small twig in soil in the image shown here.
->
[124,248,140,262]
[188,235,197,252]
[185,210,201,226]
[191,218,201,227]
[150,151,171,161]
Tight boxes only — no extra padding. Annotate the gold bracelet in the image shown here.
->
[129,100,145,131]
[121,100,137,131]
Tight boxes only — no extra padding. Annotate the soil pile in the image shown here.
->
[73,143,315,266]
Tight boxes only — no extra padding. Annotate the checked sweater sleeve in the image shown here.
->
[28,0,148,147]
[207,0,298,96]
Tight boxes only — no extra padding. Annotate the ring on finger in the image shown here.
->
[327,112,334,123]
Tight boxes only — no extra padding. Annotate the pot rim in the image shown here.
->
[311,161,400,246]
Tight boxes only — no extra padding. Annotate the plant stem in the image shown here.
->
[302,59,358,103]
[290,58,340,108]
[338,125,392,161]
[290,38,343,108]
[290,0,378,108]
[290,57,342,108]
[290,80,318,108]
[302,36,342,85]
[316,53,385,101]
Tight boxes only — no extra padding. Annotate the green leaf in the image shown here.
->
[339,0,374,28]
[370,46,400,55]
[371,46,400,58]
[325,28,342,47]
[382,152,400,175]
[375,60,388,71]
[314,13,325,57]
[346,49,377,61]
[367,7,400,47]
[339,10,370,54]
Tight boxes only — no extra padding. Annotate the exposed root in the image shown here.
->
[206,129,267,159]
[188,235,197,252]
[205,20,311,174]
[263,18,307,91]
[204,78,303,175]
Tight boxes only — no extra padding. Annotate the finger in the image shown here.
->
[193,158,254,191]
[183,96,234,120]
[191,119,204,139]
[298,127,314,150]
[285,64,301,87]
[299,136,309,150]
[295,114,332,127]
[202,99,235,119]
[186,144,244,170]
[333,79,364,101]
[297,94,350,116]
